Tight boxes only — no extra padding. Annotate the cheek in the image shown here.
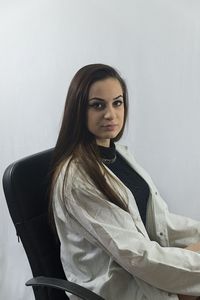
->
[87,111,98,130]
[119,108,125,122]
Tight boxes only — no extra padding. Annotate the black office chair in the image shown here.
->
[2,148,104,300]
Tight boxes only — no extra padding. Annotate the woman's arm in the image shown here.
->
[60,172,200,297]
[117,145,200,249]
[165,211,200,248]
[177,242,200,299]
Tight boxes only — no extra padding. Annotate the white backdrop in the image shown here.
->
[1,1,200,299]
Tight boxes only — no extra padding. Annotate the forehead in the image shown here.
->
[88,78,123,99]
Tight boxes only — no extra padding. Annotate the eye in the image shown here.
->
[88,101,105,110]
[113,99,124,107]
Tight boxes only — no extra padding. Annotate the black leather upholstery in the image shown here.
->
[2,148,104,300]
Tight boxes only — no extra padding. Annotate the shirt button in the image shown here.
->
[160,232,163,236]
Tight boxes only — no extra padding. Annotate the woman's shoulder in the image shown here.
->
[116,143,135,160]
[116,143,128,153]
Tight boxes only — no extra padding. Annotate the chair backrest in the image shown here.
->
[2,149,68,300]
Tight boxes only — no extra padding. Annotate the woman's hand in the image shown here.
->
[178,296,200,300]
[184,243,200,253]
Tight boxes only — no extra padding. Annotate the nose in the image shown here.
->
[104,104,115,120]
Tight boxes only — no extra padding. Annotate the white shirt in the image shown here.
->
[53,144,200,300]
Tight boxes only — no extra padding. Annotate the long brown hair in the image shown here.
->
[50,63,129,217]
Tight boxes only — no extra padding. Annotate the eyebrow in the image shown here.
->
[88,95,123,102]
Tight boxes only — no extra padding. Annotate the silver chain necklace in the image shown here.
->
[101,155,117,164]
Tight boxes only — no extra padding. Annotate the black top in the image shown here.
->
[98,143,150,226]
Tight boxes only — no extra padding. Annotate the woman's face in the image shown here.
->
[87,78,124,147]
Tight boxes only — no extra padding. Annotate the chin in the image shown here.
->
[104,133,118,139]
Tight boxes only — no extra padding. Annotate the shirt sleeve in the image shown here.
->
[164,205,200,248]
[64,172,200,297]
[122,145,200,249]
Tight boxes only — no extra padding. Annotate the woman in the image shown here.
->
[50,64,200,300]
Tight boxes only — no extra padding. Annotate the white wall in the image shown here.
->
[1,1,200,299]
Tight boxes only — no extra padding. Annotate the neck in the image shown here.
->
[98,142,116,164]
[96,139,110,147]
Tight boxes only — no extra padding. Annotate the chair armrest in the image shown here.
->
[26,276,105,300]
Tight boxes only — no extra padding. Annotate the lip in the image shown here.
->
[101,124,118,131]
